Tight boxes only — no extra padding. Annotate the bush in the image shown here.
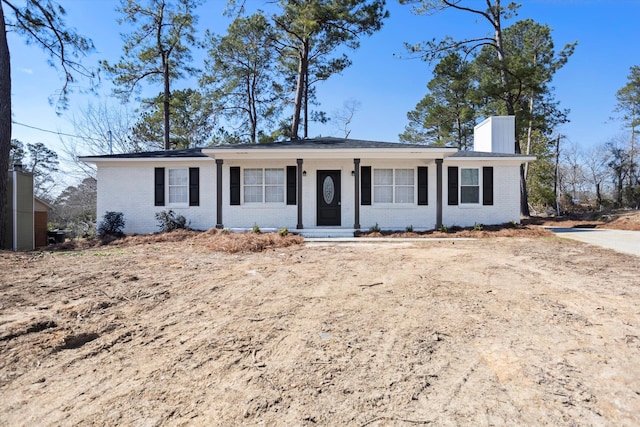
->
[97,211,125,238]
[369,223,381,233]
[278,227,289,237]
[155,210,189,232]
[406,225,413,233]
[252,224,261,234]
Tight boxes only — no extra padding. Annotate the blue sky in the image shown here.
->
[8,0,640,185]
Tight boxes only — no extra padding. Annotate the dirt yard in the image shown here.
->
[1,233,639,426]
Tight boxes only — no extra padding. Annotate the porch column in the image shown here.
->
[436,158,443,229]
[216,159,223,229]
[353,158,360,229]
[297,158,303,229]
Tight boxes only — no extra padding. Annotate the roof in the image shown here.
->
[79,147,208,160]
[79,138,535,163]
[211,137,443,150]
[450,150,534,159]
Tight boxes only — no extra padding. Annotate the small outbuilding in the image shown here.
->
[3,165,34,251]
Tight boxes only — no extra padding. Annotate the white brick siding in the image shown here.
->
[443,160,521,228]
[94,157,524,234]
[96,160,217,234]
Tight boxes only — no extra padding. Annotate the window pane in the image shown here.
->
[265,186,284,203]
[461,168,478,185]
[374,186,393,203]
[395,169,414,185]
[395,186,414,203]
[461,187,479,203]
[265,168,284,185]
[169,186,188,204]
[244,186,262,203]
[169,168,188,186]
[244,169,262,185]
[374,169,393,185]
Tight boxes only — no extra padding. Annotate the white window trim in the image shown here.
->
[167,168,189,207]
[373,168,416,205]
[243,168,285,205]
[459,167,480,205]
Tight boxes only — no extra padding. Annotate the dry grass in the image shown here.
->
[359,223,553,239]
[526,209,640,231]
[47,229,304,253]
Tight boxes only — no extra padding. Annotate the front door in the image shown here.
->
[317,170,341,226]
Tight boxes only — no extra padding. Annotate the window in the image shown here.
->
[373,168,414,204]
[243,168,284,203]
[460,168,479,204]
[168,168,188,204]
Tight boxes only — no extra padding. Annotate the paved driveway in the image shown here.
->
[548,227,640,257]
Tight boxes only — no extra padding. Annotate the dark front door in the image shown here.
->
[317,170,341,226]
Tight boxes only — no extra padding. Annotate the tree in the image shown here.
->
[332,98,361,138]
[202,13,280,143]
[605,137,630,207]
[9,140,60,199]
[524,130,555,209]
[26,142,59,198]
[0,0,94,249]
[614,65,640,189]
[402,1,576,215]
[62,100,139,179]
[400,52,476,148]
[51,177,97,238]
[582,143,611,209]
[272,0,388,139]
[102,0,200,150]
[132,88,216,148]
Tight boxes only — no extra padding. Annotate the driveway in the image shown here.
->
[548,227,640,257]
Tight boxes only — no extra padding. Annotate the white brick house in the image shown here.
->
[81,116,534,236]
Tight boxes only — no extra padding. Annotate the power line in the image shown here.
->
[12,120,102,142]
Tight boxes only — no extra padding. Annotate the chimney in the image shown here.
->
[473,116,515,154]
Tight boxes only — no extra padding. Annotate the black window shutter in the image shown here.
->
[189,167,200,206]
[417,166,428,205]
[447,166,458,205]
[154,167,165,206]
[230,167,241,205]
[361,166,371,205]
[286,166,297,205]
[483,166,494,206]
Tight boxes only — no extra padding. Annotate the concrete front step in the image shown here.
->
[294,228,357,238]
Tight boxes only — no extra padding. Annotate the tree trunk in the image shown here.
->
[304,64,308,139]
[291,39,308,140]
[162,52,170,150]
[0,3,11,249]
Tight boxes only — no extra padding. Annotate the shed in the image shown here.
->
[34,197,53,248]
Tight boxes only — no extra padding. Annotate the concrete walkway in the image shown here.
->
[547,227,640,257]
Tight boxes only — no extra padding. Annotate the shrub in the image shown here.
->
[155,210,189,232]
[369,223,381,233]
[439,224,448,233]
[473,223,484,231]
[278,227,289,237]
[252,224,261,234]
[406,225,414,233]
[97,211,125,238]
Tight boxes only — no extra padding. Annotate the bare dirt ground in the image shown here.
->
[1,232,639,426]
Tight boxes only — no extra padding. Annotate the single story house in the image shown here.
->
[81,116,535,237]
